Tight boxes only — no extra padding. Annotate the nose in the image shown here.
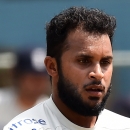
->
[88,64,104,81]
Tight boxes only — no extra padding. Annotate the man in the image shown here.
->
[3,6,130,130]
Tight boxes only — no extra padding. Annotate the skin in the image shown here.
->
[45,29,113,128]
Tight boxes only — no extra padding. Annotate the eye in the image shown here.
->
[78,59,90,64]
[100,60,111,66]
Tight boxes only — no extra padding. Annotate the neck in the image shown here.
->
[52,93,98,128]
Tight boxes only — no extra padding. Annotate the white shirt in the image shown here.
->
[3,97,130,130]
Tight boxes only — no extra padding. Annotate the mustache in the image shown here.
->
[83,80,105,89]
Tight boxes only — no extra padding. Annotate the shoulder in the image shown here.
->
[102,109,130,121]
[97,109,130,129]
[3,100,50,130]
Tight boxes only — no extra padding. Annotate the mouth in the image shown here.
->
[85,85,104,97]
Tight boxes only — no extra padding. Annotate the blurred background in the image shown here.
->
[0,0,130,129]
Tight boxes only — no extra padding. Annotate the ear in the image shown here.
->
[44,56,58,77]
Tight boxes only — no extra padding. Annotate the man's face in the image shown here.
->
[57,29,113,116]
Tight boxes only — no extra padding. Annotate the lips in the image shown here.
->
[86,85,104,91]
[85,85,104,97]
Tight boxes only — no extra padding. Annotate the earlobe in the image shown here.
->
[44,56,58,77]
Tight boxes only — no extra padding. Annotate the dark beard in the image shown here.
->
[57,71,111,116]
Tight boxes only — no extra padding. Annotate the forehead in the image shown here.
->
[64,29,112,57]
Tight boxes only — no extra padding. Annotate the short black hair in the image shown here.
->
[46,6,116,65]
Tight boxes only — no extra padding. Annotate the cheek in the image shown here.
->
[62,65,89,92]
[62,62,83,83]
[104,67,113,86]
[63,66,78,81]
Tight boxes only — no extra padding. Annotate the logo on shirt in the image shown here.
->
[8,118,46,130]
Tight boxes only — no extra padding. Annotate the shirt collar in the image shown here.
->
[46,96,103,130]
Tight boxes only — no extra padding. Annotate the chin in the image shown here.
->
[86,97,102,106]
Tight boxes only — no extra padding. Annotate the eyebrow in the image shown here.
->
[102,56,113,60]
[76,54,94,59]
[76,54,113,60]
